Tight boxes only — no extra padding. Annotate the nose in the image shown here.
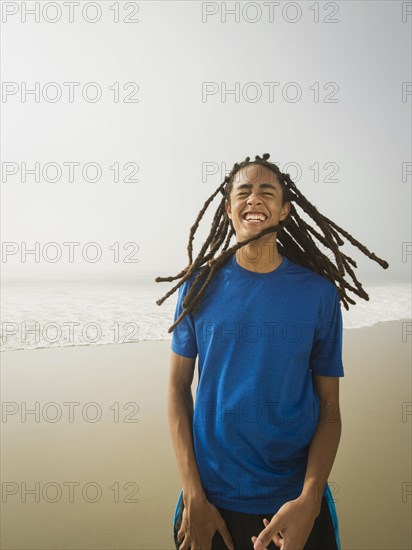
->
[247,192,262,206]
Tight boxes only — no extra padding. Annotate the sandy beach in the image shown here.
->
[1,319,411,550]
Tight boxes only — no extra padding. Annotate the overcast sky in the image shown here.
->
[1,0,411,283]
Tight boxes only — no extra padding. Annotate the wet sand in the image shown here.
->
[1,320,411,549]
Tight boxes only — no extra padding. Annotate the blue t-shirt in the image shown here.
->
[171,253,344,514]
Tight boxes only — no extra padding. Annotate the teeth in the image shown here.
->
[244,213,266,221]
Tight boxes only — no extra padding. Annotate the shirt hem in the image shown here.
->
[171,342,197,359]
[208,495,292,515]
[206,484,330,515]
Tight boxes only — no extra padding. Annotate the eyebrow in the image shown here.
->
[235,182,277,191]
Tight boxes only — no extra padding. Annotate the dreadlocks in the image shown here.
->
[155,153,389,333]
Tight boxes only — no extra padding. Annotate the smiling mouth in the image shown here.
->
[242,212,268,223]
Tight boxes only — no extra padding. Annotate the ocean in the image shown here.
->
[1,275,411,352]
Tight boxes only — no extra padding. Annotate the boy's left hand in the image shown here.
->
[251,496,320,550]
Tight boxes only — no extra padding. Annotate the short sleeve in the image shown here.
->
[171,279,198,359]
[309,284,344,377]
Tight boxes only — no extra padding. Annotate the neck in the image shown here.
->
[235,239,283,273]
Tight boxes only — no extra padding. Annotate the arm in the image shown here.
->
[168,350,203,499]
[252,376,341,550]
[300,375,342,511]
[168,351,234,550]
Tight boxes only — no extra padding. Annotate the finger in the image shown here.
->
[253,537,267,550]
[268,527,283,547]
[218,521,235,550]
[261,519,283,547]
[253,517,284,550]
[252,535,268,549]
[273,534,283,547]
[177,528,184,543]
[277,538,292,550]
[178,534,190,550]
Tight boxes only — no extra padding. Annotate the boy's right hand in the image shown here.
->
[177,495,234,550]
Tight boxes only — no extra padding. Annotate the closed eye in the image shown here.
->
[238,192,273,196]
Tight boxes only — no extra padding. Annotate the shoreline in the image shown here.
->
[2,317,411,354]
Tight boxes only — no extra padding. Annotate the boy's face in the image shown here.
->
[225,164,291,243]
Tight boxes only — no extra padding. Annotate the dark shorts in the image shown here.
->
[172,485,341,550]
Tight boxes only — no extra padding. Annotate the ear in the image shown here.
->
[280,201,291,221]
[225,199,232,220]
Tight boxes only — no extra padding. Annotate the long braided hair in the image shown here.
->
[156,153,389,333]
